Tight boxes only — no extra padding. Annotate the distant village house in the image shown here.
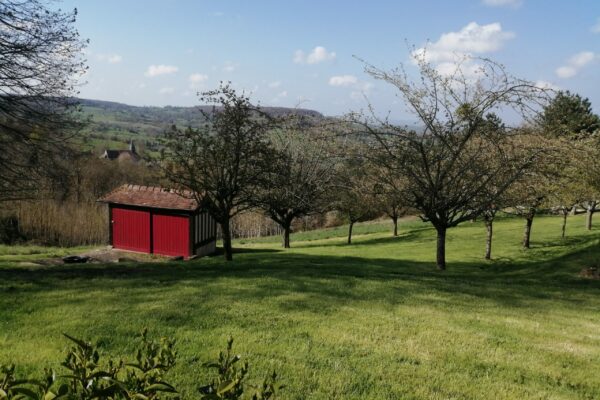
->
[101,141,140,162]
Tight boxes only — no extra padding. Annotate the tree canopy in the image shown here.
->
[0,0,87,202]
[539,91,600,139]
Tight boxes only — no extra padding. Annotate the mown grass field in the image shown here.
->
[1,215,599,399]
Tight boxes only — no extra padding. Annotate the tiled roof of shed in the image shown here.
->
[98,184,199,211]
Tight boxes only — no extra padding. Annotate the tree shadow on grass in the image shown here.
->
[1,236,599,321]
[209,247,282,256]
[288,228,431,249]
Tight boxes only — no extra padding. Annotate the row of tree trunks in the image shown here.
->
[561,211,568,240]
[221,217,233,261]
[283,224,291,249]
[436,226,446,271]
[586,201,597,230]
[485,220,493,260]
[522,216,534,249]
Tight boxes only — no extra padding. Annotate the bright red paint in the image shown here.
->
[152,213,190,257]
[112,208,151,253]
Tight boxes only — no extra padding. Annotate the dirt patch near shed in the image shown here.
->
[27,247,170,266]
[78,247,169,263]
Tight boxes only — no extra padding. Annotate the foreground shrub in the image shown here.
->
[199,337,281,400]
[0,331,281,400]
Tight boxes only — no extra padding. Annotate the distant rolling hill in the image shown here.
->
[77,98,324,156]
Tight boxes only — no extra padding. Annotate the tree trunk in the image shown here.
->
[523,216,534,249]
[347,222,354,245]
[561,211,568,240]
[392,215,398,237]
[586,202,595,230]
[485,219,493,260]
[283,224,291,248]
[436,226,446,271]
[221,218,233,261]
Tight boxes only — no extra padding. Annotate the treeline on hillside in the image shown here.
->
[78,98,323,141]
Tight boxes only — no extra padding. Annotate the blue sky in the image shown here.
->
[62,0,600,118]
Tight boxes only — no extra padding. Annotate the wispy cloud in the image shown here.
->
[270,90,288,104]
[223,61,237,72]
[534,80,560,91]
[555,51,596,79]
[293,46,336,64]
[591,17,600,34]
[329,75,358,86]
[96,53,122,64]
[145,65,179,77]
[412,22,515,64]
[411,22,515,79]
[482,0,522,8]
[158,87,175,94]
[189,73,208,88]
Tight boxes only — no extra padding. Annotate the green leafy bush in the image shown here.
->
[198,337,281,400]
[0,332,280,400]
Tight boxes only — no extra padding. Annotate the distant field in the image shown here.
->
[1,215,599,399]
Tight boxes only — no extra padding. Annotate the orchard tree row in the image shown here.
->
[159,58,600,269]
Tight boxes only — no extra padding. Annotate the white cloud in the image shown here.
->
[555,51,597,79]
[223,61,236,72]
[555,67,577,79]
[189,73,208,88]
[107,54,122,64]
[159,87,174,94]
[293,46,336,64]
[592,18,600,34]
[534,80,560,91]
[189,73,208,83]
[570,51,596,66]
[96,53,122,64]
[329,75,358,86]
[268,81,281,88]
[482,0,522,8]
[413,22,515,64]
[145,65,179,77]
[269,90,288,105]
[435,61,484,78]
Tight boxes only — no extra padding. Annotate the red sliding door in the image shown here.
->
[152,213,190,257]
[112,208,151,253]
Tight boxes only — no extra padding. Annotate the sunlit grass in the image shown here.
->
[1,214,599,399]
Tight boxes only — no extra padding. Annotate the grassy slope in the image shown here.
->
[1,215,599,399]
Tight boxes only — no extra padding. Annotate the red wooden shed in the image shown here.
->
[99,184,216,258]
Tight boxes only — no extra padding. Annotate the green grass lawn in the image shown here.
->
[1,215,599,399]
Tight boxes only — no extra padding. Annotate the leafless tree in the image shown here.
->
[0,0,87,202]
[334,152,380,245]
[256,116,337,248]
[354,54,547,270]
[370,157,411,237]
[160,84,275,261]
[577,138,600,230]
[545,139,589,240]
